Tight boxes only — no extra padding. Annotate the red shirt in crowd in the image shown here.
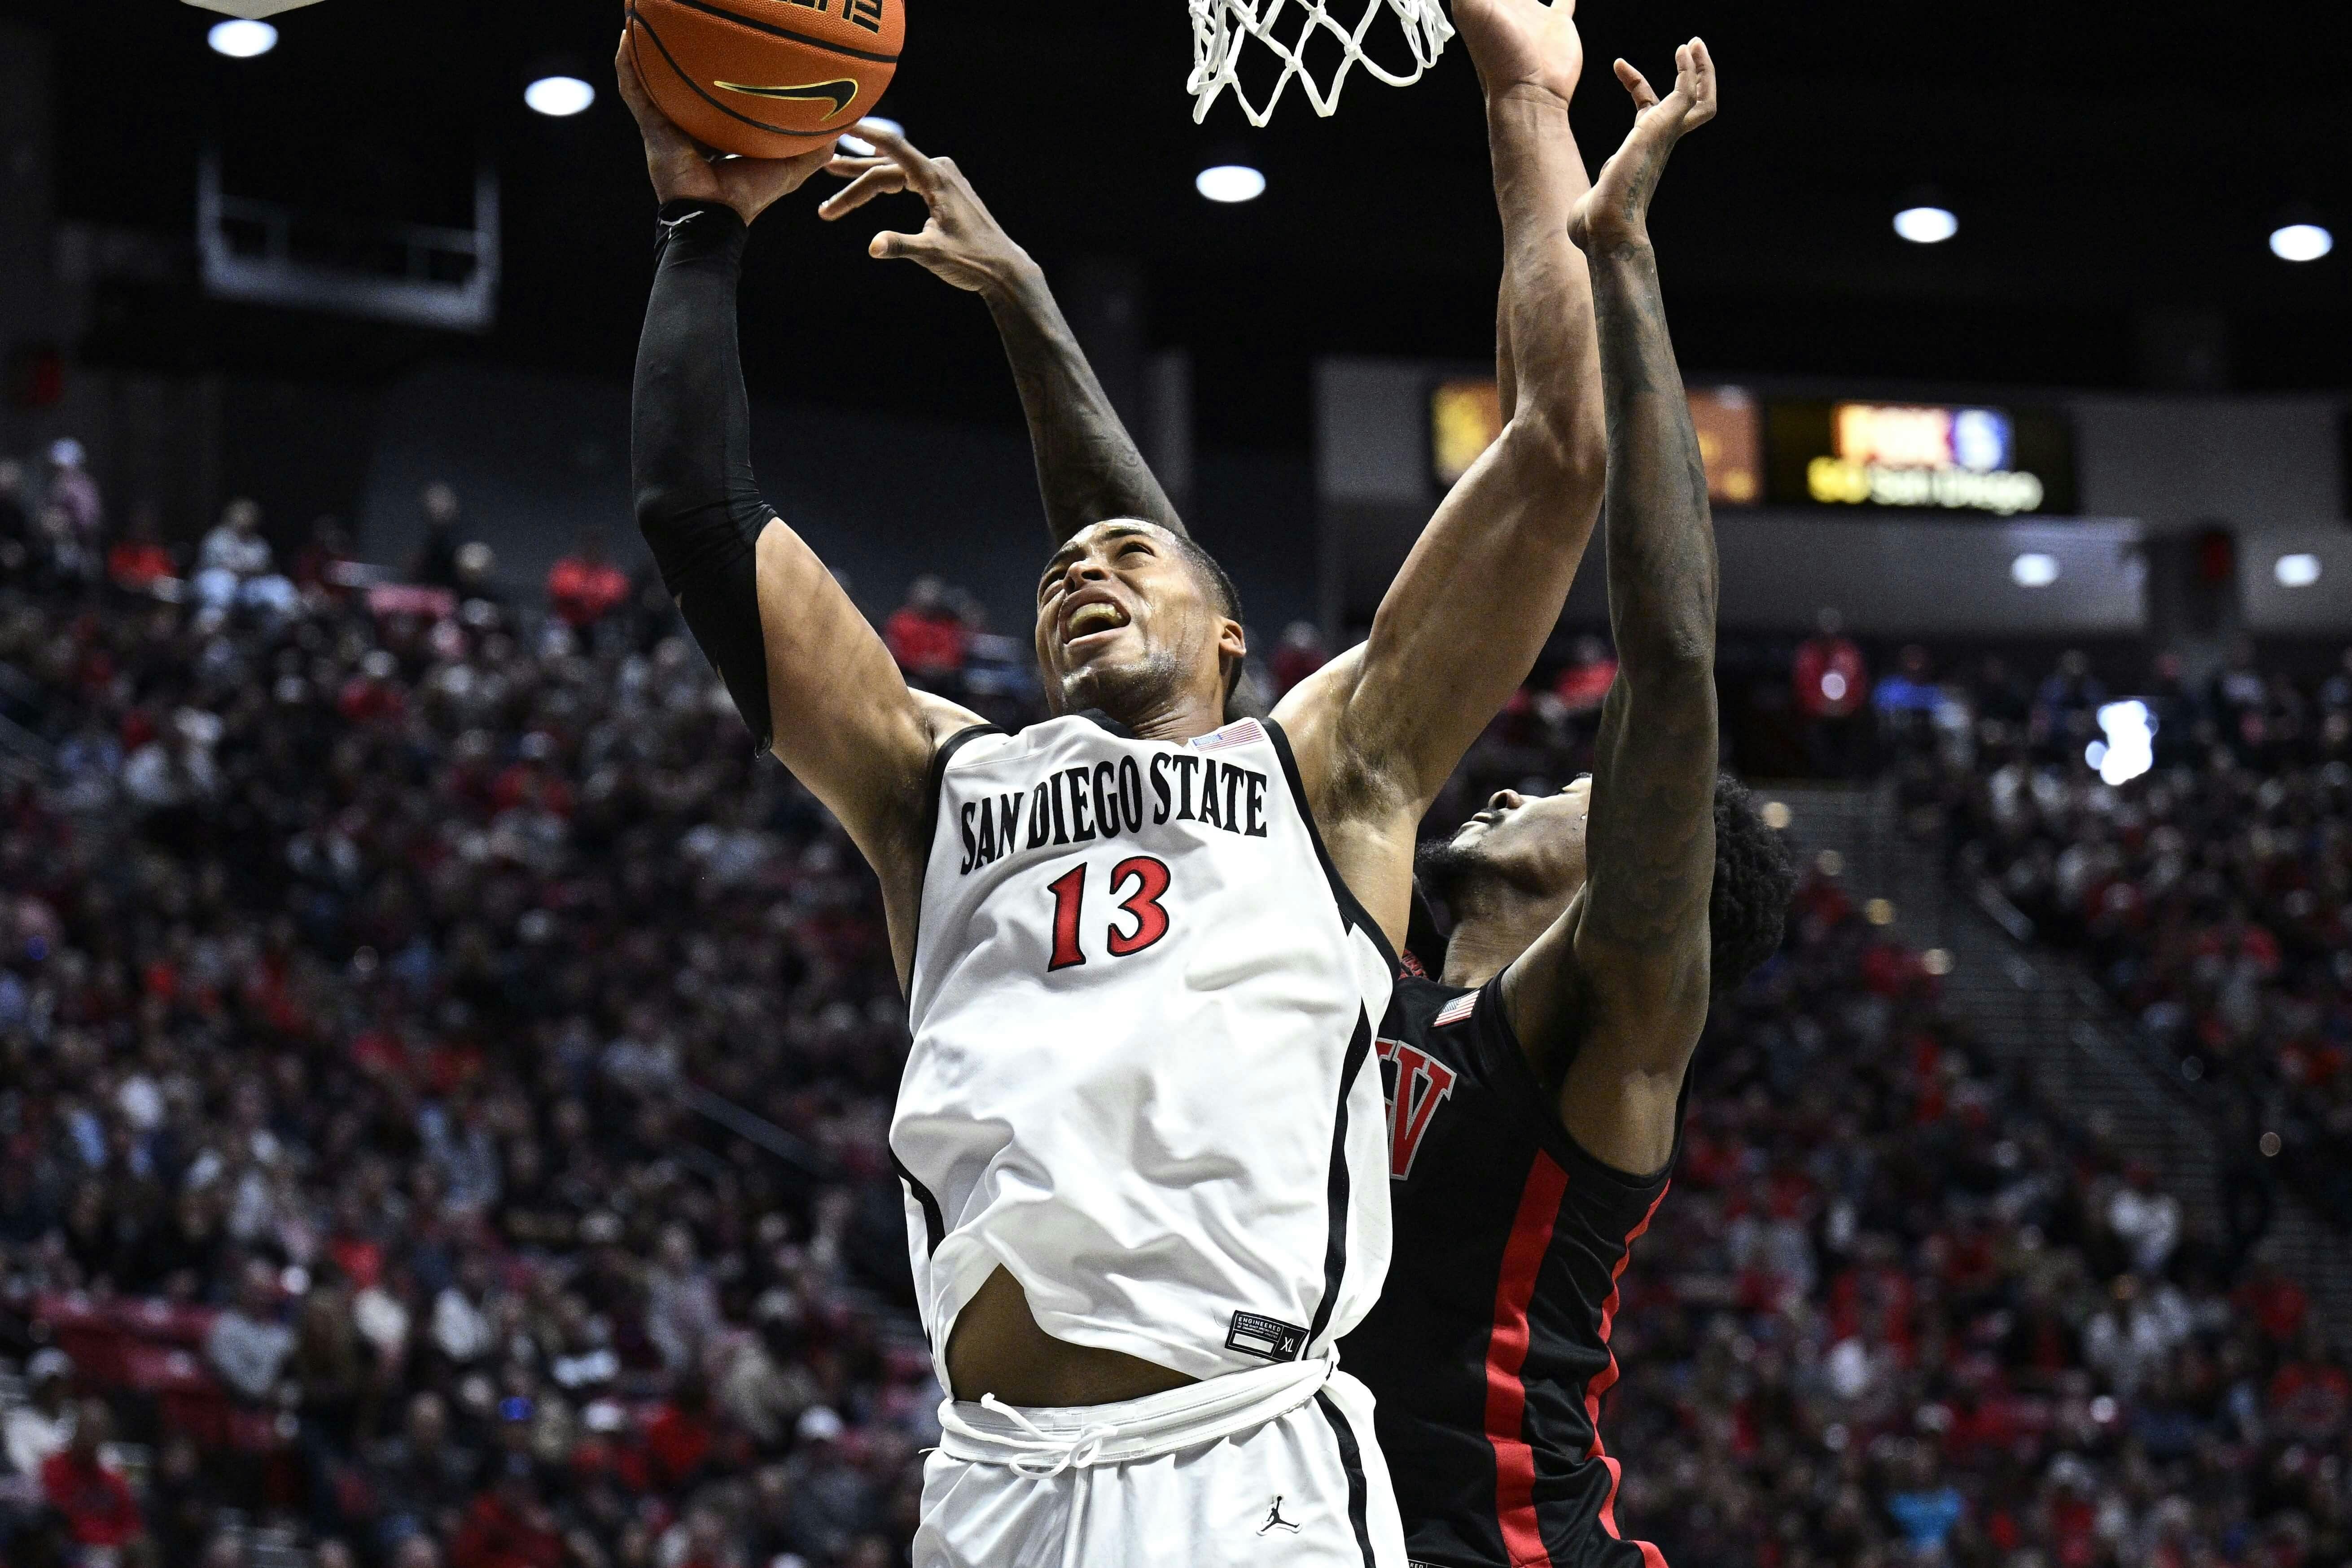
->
[1793,634,1867,719]
[885,605,968,679]
[107,539,177,593]
[1554,655,1619,713]
[450,1490,565,1568]
[547,556,631,629]
[644,1401,714,1489]
[42,1451,143,1547]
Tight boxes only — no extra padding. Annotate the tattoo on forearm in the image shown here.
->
[1581,243,1721,955]
[991,280,1185,546]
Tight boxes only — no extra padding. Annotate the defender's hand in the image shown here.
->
[1452,0,1583,111]
[1569,39,1718,254]
[818,123,1034,296]
[614,31,835,223]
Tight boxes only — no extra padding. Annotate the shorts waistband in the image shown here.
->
[934,1355,1336,1473]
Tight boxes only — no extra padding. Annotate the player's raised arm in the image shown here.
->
[1276,0,1606,939]
[820,125,1186,546]
[619,40,964,953]
[1502,41,1724,1176]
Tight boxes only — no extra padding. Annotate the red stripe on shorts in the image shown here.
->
[1584,1183,1671,1568]
[1484,1152,1568,1567]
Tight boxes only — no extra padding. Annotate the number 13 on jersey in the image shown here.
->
[1045,857,1173,972]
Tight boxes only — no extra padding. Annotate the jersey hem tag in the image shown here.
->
[1225,1311,1310,1361]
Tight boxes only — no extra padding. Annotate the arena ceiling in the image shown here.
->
[5,0,2347,451]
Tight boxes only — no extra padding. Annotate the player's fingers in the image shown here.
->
[1688,37,1718,118]
[612,33,661,125]
[1615,59,1659,114]
[819,166,910,219]
[869,228,946,266]
[851,119,942,191]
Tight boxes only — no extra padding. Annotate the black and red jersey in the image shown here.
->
[1340,974,1673,1568]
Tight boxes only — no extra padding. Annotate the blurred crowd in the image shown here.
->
[2,454,944,1568]
[1606,865,2348,1568]
[1871,640,2352,1245]
[0,440,2346,1568]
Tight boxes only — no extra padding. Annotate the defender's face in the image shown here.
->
[1442,777,1593,902]
[1033,521,1231,714]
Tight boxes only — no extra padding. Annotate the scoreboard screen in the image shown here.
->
[1764,400,2077,516]
[1431,380,1762,504]
[1429,384,2076,517]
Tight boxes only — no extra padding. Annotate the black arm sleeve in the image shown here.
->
[631,199,776,751]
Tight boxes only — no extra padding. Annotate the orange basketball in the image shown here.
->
[626,0,904,160]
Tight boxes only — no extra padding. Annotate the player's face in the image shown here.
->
[1440,777,1593,904]
[1033,521,1238,717]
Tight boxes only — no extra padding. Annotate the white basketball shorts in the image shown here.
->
[914,1358,1405,1568]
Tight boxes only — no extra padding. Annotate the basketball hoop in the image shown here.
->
[1188,0,1455,125]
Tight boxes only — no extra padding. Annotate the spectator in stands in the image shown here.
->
[107,507,180,596]
[882,574,967,686]
[1793,607,1869,775]
[3,1350,74,1480]
[1870,642,1944,744]
[148,1433,223,1568]
[1551,631,1617,715]
[196,498,301,616]
[292,517,363,598]
[2107,1159,2183,1277]
[39,1400,144,1557]
[368,1393,481,1555]
[43,438,102,545]
[412,482,468,589]
[545,530,631,630]
[1270,620,1330,696]
[207,1257,296,1405]
[453,541,505,609]
[0,457,29,577]
[448,1457,563,1568]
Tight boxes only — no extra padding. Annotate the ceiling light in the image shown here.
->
[2274,552,2322,588]
[861,117,904,139]
[183,0,325,15]
[2010,552,2059,588]
[2269,223,2333,263]
[1196,164,1267,204]
[1893,206,1957,245]
[525,75,596,118]
[207,18,278,57]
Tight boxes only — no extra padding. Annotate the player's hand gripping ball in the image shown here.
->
[624,0,903,159]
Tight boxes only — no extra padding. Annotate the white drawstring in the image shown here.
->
[972,1394,1120,1479]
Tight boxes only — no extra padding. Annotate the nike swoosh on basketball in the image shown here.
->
[713,78,860,117]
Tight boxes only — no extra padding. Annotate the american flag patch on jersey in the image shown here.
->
[1190,718,1266,753]
[1434,993,1478,1028]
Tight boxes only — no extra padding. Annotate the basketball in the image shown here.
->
[626,0,903,160]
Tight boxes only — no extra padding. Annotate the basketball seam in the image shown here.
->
[631,5,863,143]
[641,0,900,66]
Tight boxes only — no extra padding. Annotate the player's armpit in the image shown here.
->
[1496,870,1704,1179]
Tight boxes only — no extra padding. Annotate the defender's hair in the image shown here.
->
[1709,775,1799,992]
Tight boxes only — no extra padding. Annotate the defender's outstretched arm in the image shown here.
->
[822,127,1186,546]
[1502,41,1724,1178]
[1277,0,1607,943]
[619,40,961,968]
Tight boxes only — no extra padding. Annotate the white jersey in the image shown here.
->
[893,713,1397,1388]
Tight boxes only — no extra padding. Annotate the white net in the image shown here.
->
[1187,0,1456,125]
